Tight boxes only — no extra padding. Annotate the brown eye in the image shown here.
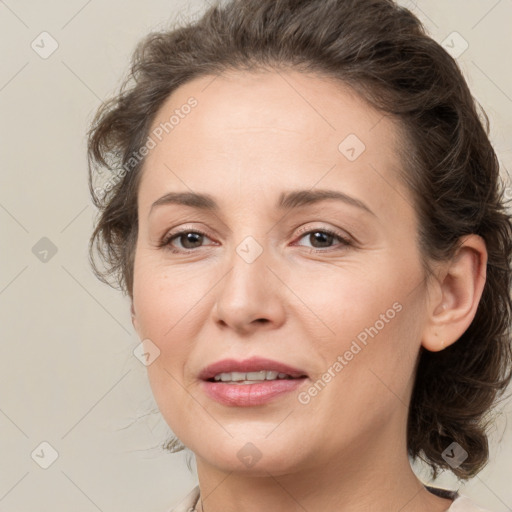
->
[175,232,205,249]
[305,231,335,248]
[160,230,214,252]
[295,229,351,251]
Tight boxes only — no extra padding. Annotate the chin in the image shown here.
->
[191,433,308,476]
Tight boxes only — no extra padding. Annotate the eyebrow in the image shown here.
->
[149,189,375,217]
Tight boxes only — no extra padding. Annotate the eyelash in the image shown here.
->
[158,226,352,254]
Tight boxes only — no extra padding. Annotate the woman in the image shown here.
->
[87,0,512,510]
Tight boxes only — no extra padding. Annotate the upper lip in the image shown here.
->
[199,356,308,381]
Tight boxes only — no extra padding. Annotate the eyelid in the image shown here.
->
[293,223,353,242]
[292,225,353,250]
[158,225,215,249]
[159,223,354,255]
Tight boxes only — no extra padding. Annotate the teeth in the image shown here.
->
[213,370,293,382]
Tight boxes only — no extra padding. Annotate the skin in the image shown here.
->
[130,69,487,512]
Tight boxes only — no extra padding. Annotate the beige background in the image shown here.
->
[1,0,511,510]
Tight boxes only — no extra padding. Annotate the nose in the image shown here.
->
[212,238,287,335]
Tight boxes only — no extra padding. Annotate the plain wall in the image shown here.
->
[1,0,511,510]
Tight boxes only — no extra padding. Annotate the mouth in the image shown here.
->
[199,356,308,381]
[208,370,304,384]
[199,357,309,406]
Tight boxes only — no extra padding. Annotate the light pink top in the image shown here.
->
[168,485,492,511]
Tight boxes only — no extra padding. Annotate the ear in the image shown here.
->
[421,234,487,352]
[130,301,140,334]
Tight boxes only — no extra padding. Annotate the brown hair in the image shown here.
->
[87,0,512,480]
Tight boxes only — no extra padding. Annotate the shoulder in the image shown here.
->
[167,485,493,512]
[167,485,200,512]
[425,485,492,512]
[448,494,493,512]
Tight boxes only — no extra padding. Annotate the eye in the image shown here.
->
[159,226,352,254]
[160,229,215,252]
[294,228,351,251]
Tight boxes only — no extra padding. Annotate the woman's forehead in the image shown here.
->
[149,69,387,142]
[140,69,406,207]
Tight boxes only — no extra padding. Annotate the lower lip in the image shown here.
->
[201,378,307,406]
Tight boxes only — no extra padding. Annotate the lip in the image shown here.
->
[198,356,308,381]
[198,356,309,407]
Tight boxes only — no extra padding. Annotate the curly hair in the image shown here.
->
[87,0,512,480]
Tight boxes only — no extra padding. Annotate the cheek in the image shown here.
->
[293,256,423,387]
[295,276,422,443]
[286,260,404,343]
[132,264,204,434]
[131,256,215,410]
[132,255,209,341]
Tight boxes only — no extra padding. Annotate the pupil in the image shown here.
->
[182,232,202,249]
[311,231,332,248]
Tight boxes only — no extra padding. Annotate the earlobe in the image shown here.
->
[421,235,487,352]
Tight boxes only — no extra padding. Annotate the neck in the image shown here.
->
[192,416,454,512]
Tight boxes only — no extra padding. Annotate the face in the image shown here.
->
[131,69,431,476]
